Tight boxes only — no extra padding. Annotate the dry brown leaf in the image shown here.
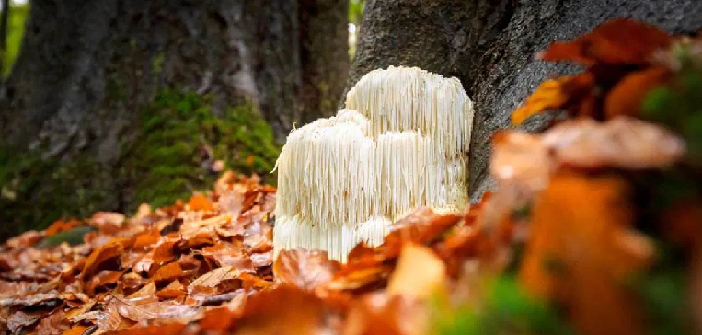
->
[81,238,129,281]
[152,262,186,284]
[512,76,573,124]
[537,18,673,65]
[273,249,340,291]
[200,243,253,270]
[35,310,70,335]
[519,172,654,335]
[45,219,83,237]
[5,230,45,249]
[604,66,672,119]
[386,245,446,300]
[490,131,553,191]
[86,270,123,296]
[188,194,214,212]
[156,280,186,299]
[233,285,330,335]
[343,293,428,335]
[188,266,236,294]
[116,299,200,322]
[7,310,43,333]
[62,325,90,335]
[543,116,686,168]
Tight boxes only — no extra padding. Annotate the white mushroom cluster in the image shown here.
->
[273,65,475,262]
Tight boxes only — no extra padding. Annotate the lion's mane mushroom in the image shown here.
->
[273,66,474,262]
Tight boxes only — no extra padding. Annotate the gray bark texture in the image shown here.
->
[343,0,702,203]
[0,0,348,240]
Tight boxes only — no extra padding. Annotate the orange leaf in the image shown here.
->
[152,261,186,283]
[604,66,672,119]
[386,245,446,300]
[45,219,82,237]
[155,280,186,299]
[273,249,340,291]
[188,194,214,212]
[538,18,673,65]
[511,73,595,125]
[81,239,127,281]
[246,155,254,166]
[519,171,654,335]
[62,325,89,335]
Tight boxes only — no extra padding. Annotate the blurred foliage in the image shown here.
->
[643,47,702,166]
[349,0,364,25]
[2,2,28,76]
[121,88,281,211]
[432,276,574,335]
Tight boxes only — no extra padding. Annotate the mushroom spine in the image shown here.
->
[273,65,474,262]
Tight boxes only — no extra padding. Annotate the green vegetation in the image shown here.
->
[432,276,574,335]
[2,3,29,76]
[0,88,281,240]
[121,88,281,211]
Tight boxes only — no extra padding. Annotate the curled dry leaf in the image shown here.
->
[5,230,45,249]
[511,73,595,125]
[543,116,686,169]
[188,266,237,294]
[343,293,429,335]
[386,245,446,300]
[490,131,553,192]
[604,66,673,119]
[188,194,215,212]
[519,172,654,335]
[272,248,340,291]
[537,18,673,65]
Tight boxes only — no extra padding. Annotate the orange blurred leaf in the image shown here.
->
[537,18,673,65]
[386,245,446,300]
[519,172,654,335]
[152,262,186,284]
[604,66,672,119]
[188,194,214,212]
[512,73,595,125]
[273,249,340,291]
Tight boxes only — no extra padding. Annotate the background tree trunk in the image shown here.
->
[343,0,702,203]
[297,0,349,125]
[0,0,348,240]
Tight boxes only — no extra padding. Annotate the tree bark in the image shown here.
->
[0,0,348,240]
[343,0,702,203]
[297,0,349,125]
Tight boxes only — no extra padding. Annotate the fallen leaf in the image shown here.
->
[156,280,186,299]
[188,266,236,294]
[387,245,447,300]
[116,299,200,322]
[537,18,673,65]
[542,116,686,168]
[7,310,43,333]
[273,249,340,291]
[81,239,129,281]
[604,66,672,119]
[519,171,654,335]
[152,262,186,284]
[189,194,214,212]
[62,325,89,335]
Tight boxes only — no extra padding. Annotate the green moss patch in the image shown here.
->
[120,88,281,211]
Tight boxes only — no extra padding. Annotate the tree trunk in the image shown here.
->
[343,0,702,203]
[0,0,348,240]
[297,0,349,125]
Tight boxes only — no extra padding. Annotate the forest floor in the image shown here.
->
[2,18,702,335]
